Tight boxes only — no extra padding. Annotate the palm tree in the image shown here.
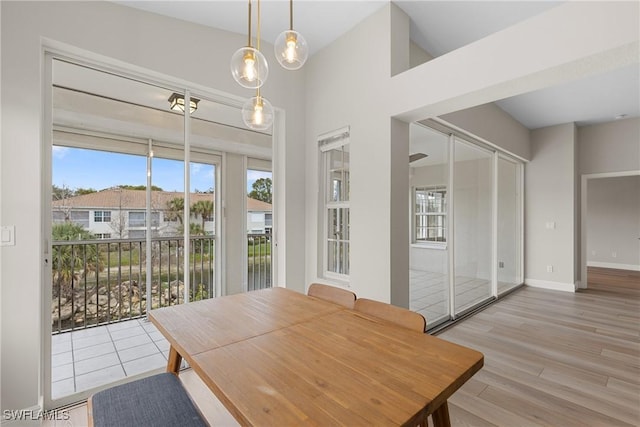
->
[51,223,104,298]
[192,200,214,232]
[189,223,204,236]
[166,197,185,224]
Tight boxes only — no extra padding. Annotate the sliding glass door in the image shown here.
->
[46,54,269,408]
[497,156,523,294]
[409,125,450,326]
[409,123,523,329]
[453,139,494,314]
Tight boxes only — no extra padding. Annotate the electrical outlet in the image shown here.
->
[546,265,553,273]
[498,261,505,268]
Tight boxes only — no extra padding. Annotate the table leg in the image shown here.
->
[167,346,183,375]
[432,401,451,427]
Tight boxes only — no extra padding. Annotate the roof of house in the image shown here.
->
[52,188,272,212]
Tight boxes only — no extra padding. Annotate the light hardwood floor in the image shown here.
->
[50,267,639,426]
[437,267,640,427]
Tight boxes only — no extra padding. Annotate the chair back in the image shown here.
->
[354,298,426,333]
[307,283,356,309]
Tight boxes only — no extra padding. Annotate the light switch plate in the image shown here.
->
[1,226,16,246]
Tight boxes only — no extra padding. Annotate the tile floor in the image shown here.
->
[410,269,518,325]
[51,318,170,399]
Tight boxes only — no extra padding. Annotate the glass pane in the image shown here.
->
[50,59,186,400]
[326,207,349,275]
[188,161,216,300]
[409,124,450,326]
[247,168,273,291]
[453,139,493,313]
[326,146,349,202]
[498,157,522,294]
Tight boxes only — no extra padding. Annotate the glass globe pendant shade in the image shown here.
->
[242,95,274,131]
[274,30,308,70]
[230,46,269,89]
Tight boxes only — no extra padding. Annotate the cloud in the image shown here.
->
[247,170,272,182]
[52,146,70,158]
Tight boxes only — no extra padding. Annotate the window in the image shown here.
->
[128,211,146,227]
[128,230,145,239]
[414,186,447,243]
[94,210,111,222]
[319,127,350,278]
[95,233,111,239]
[128,211,159,228]
[69,211,90,228]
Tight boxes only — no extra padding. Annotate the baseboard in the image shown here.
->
[587,261,640,271]
[524,278,576,292]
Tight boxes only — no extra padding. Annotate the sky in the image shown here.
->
[52,146,271,193]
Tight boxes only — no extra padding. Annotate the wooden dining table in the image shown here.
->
[149,287,484,427]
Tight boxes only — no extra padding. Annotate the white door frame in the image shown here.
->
[579,169,640,289]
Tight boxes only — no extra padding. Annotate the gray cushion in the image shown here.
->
[91,373,207,427]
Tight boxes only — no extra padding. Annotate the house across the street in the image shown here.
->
[51,188,272,239]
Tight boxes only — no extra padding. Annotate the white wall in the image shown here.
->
[525,124,577,291]
[579,118,640,175]
[1,0,306,412]
[576,117,640,281]
[441,104,531,161]
[305,4,407,304]
[587,176,640,270]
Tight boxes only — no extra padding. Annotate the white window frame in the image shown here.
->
[94,210,111,223]
[413,186,447,248]
[319,127,350,281]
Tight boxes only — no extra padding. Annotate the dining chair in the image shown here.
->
[353,298,427,333]
[307,283,357,309]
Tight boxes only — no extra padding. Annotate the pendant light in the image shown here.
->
[242,0,274,130]
[274,0,308,70]
[230,0,268,89]
[242,91,274,131]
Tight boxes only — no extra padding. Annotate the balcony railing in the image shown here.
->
[52,235,216,334]
[52,233,273,334]
[247,233,272,291]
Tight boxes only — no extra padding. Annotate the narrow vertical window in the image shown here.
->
[319,127,350,278]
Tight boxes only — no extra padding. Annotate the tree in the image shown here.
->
[189,223,204,236]
[51,223,104,298]
[75,187,97,195]
[249,178,272,204]
[118,184,164,191]
[192,200,214,231]
[52,184,74,222]
[166,197,185,224]
[52,184,74,201]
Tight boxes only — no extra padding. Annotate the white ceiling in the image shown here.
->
[114,0,639,130]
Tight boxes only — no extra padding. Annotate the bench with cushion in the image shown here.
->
[88,373,208,427]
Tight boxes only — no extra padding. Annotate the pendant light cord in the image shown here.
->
[290,0,293,31]
[257,0,261,51]
[256,0,261,98]
[247,0,252,47]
